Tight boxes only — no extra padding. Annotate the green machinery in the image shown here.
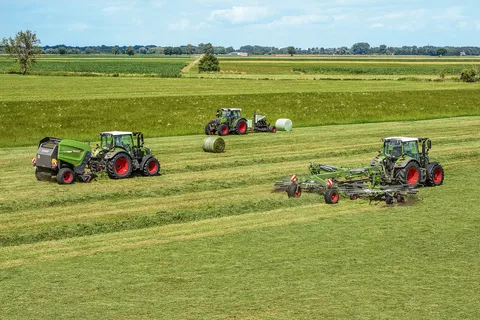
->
[33,131,160,184]
[205,108,276,136]
[275,137,444,204]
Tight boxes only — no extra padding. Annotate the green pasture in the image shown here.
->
[0,56,190,77]
[1,74,479,147]
[1,117,479,318]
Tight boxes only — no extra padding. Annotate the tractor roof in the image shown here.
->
[221,108,242,111]
[100,131,133,136]
[383,137,418,142]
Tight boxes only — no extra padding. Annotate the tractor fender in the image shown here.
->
[103,150,131,161]
[139,155,155,170]
[394,158,420,169]
[234,118,248,125]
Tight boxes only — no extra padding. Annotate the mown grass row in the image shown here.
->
[292,66,469,75]
[1,88,479,147]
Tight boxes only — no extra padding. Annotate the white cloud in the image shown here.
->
[370,23,384,29]
[267,15,330,27]
[210,6,269,24]
[68,23,89,31]
[102,6,130,14]
[457,21,468,29]
[168,19,210,31]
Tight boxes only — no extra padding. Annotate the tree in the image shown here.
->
[203,43,214,54]
[287,46,296,56]
[460,68,477,82]
[351,42,370,55]
[185,44,195,55]
[436,48,447,56]
[58,46,67,55]
[125,46,135,56]
[112,45,120,55]
[198,53,220,72]
[2,30,42,75]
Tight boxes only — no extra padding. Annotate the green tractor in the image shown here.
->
[32,137,93,184]
[33,131,160,184]
[89,131,160,179]
[370,137,444,187]
[204,108,276,136]
[205,108,248,136]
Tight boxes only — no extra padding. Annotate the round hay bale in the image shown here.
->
[203,136,225,153]
[275,118,293,131]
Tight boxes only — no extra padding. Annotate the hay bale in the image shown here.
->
[275,118,293,131]
[203,136,225,153]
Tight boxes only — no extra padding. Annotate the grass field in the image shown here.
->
[1,55,480,319]
[1,74,479,147]
[1,117,479,318]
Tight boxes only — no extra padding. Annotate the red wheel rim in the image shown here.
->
[295,190,301,198]
[407,167,419,185]
[238,122,247,133]
[115,157,129,175]
[222,126,228,135]
[148,161,158,174]
[63,171,73,183]
[331,192,339,203]
[433,168,443,184]
[272,127,277,133]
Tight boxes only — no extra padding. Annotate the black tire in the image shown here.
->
[349,194,359,200]
[385,195,394,205]
[107,153,132,179]
[235,119,248,134]
[56,167,75,184]
[204,122,216,135]
[217,124,229,136]
[395,161,420,187]
[143,157,160,176]
[324,189,339,204]
[426,163,444,186]
[287,184,301,198]
[35,168,51,181]
[270,126,277,133]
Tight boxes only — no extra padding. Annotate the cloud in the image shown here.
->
[457,21,468,29]
[370,23,384,29]
[102,6,130,14]
[68,23,89,31]
[267,15,330,27]
[210,6,269,24]
[168,19,210,31]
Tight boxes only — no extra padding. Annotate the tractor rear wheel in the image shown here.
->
[143,157,160,176]
[218,124,229,136]
[287,183,301,198]
[324,189,339,204]
[395,162,420,187]
[56,167,75,184]
[426,163,444,186]
[107,153,132,179]
[236,119,248,134]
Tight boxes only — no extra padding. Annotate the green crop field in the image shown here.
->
[0,56,190,77]
[1,55,480,319]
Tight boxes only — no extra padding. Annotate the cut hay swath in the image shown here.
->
[202,136,225,153]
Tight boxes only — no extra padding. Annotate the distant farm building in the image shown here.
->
[227,52,249,57]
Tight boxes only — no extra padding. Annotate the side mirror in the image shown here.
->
[427,140,432,149]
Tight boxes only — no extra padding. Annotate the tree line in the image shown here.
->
[2,42,479,57]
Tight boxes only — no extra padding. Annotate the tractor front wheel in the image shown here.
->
[426,163,444,186]
[204,122,216,135]
[395,162,420,187]
[287,183,301,198]
[107,153,132,179]
[324,189,339,204]
[143,157,160,176]
[236,119,248,134]
[218,124,229,136]
[56,167,75,184]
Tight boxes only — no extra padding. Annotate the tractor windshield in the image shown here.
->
[113,135,134,148]
[384,140,402,157]
[100,135,114,149]
[402,141,419,159]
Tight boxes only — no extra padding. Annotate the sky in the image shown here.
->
[1,0,479,48]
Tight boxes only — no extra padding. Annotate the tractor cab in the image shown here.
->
[217,108,242,122]
[95,131,150,159]
[381,137,431,166]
